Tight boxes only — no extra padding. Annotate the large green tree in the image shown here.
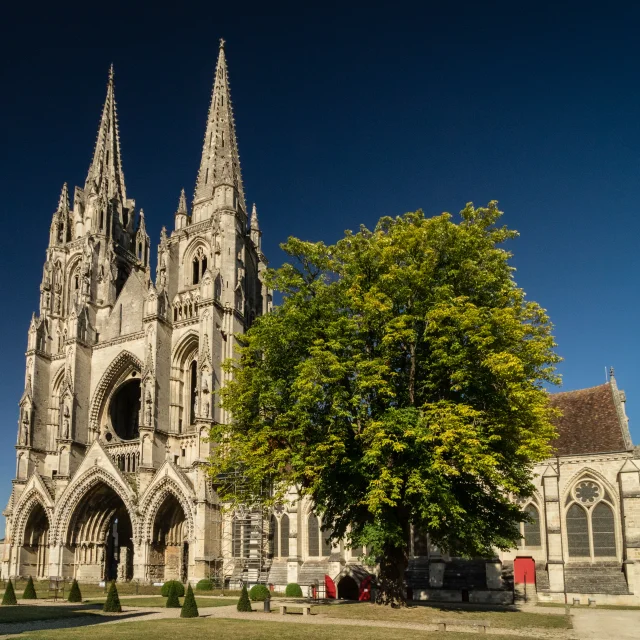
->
[209,202,560,604]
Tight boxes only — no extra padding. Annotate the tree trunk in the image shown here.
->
[376,542,408,606]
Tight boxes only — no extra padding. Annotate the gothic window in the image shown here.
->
[592,503,616,557]
[413,527,430,556]
[520,504,542,548]
[567,504,590,557]
[566,478,617,559]
[189,360,198,424]
[280,514,289,558]
[321,524,333,556]
[269,515,278,558]
[192,248,208,285]
[308,514,319,557]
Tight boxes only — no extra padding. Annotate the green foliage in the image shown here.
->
[249,584,270,601]
[67,579,82,603]
[165,581,181,608]
[180,583,199,618]
[284,583,303,598]
[161,580,185,597]
[22,576,37,600]
[195,578,214,591]
[2,579,17,605]
[103,581,122,612]
[210,204,561,602]
[236,584,252,612]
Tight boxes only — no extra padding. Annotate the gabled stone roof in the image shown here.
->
[549,380,633,456]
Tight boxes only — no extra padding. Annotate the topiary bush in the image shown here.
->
[2,579,17,606]
[103,581,122,613]
[195,578,214,591]
[165,581,181,608]
[22,576,37,599]
[249,584,270,601]
[161,580,185,597]
[236,583,252,612]
[180,583,199,618]
[67,579,82,603]
[285,582,303,598]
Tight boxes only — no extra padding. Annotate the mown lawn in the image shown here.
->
[312,602,572,629]
[0,605,101,623]
[15,617,550,640]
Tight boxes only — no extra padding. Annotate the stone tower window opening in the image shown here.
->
[192,247,208,285]
[189,359,198,425]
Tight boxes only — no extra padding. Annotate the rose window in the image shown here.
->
[575,481,600,504]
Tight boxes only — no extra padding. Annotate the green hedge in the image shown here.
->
[249,584,270,601]
[195,579,214,591]
[285,583,303,597]
[161,580,185,597]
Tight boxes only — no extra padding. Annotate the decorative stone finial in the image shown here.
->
[219,38,225,49]
[610,366,615,379]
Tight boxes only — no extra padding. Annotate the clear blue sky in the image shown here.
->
[1,2,639,533]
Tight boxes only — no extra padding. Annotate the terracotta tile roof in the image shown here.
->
[549,383,631,456]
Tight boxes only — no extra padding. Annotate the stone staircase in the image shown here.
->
[564,565,630,595]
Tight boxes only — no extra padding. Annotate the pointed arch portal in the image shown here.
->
[65,481,133,582]
[20,502,50,578]
[149,493,188,582]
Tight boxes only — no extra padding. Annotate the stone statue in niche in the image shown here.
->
[202,381,210,418]
[21,410,29,445]
[193,392,199,418]
[145,391,153,426]
[63,405,70,439]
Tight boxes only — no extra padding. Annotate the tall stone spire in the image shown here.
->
[85,65,127,204]
[57,183,70,213]
[193,39,246,217]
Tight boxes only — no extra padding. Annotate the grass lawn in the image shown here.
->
[14,617,551,640]
[85,596,233,608]
[0,605,101,624]
[312,602,572,630]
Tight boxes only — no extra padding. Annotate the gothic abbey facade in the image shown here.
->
[2,42,640,605]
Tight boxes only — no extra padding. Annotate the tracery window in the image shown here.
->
[321,525,333,556]
[192,247,208,285]
[269,515,278,558]
[308,514,319,557]
[280,514,289,558]
[566,479,617,559]
[519,503,542,548]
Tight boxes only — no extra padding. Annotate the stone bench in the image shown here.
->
[279,604,312,616]
[434,619,490,633]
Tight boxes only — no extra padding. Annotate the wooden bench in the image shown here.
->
[279,604,312,616]
[434,619,490,633]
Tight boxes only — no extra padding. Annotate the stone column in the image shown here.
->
[286,506,301,585]
[542,464,565,593]
[133,540,148,582]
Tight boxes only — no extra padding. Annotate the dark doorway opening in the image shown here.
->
[105,508,134,582]
[337,575,359,600]
[109,379,141,440]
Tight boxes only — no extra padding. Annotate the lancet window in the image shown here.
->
[192,247,208,285]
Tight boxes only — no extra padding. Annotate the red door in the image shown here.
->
[514,557,536,585]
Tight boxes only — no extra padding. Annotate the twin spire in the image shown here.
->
[193,38,246,212]
[85,64,127,204]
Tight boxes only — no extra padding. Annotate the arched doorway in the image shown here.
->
[66,482,133,582]
[149,493,188,582]
[20,503,50,578]
[337,575,360,600]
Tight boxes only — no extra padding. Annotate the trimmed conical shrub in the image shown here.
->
[2,580,17,606]
[236,583,252,612]
[103,581,122,613]
[165,581,181,608]
[180,583,199,618]
[67,579,82,603]
[22,576,37,599]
